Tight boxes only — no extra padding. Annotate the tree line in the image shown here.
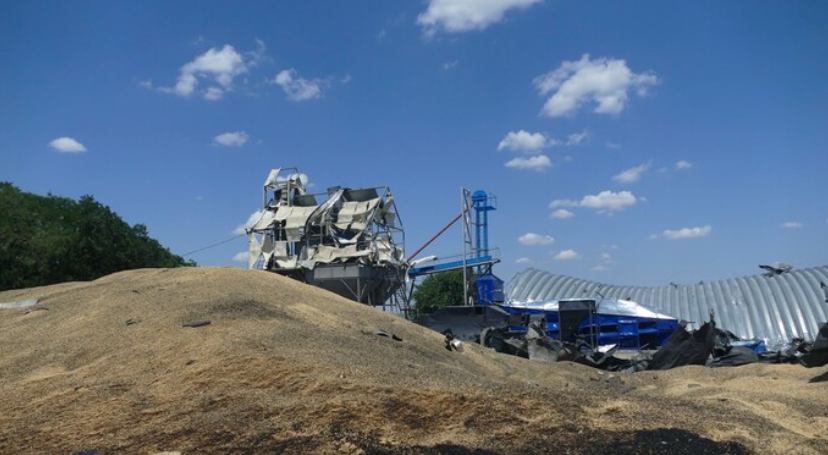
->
[0,182,193,292]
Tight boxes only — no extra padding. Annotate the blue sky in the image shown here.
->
[1,0,827,286]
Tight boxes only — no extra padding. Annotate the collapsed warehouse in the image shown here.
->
[506,266,828,351]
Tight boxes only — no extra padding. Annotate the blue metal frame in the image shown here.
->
[496,304,679,350]
[408,255,496,276]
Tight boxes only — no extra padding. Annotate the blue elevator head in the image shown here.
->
[471,190,495,210]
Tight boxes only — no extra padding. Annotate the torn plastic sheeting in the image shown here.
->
[0,298,38,309]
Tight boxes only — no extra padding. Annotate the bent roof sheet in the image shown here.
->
[506,266,828,348]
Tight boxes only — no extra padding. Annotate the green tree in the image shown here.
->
[412,269,477,315]
[0,182,194,291]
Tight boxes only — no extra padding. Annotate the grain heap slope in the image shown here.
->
[1,267,826,455]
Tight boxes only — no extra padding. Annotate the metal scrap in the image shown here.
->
[0,298,38,309]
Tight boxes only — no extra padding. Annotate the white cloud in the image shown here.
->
[232,251,249,263]
[551,209,574,219]
[161,45,248,100]
[534,54,659,117]
[605,141,621,149]
[516,257,532,265]
[417,0,544,36]
[566,130,589,146]
[592,265,609,271]
[443,60,459,70]
[782,222,803,229]
[213,131,249,147]
[233,209,263,235]
[518,232,555,246]
[554,249,581,260]
[602,252,612,260]
[505,155,552,171]
[612,161,651,184]
[662,225,712,240]
[48,137,87,153]
[498,130,557,152]
[551,190,637,213]
[273,69,327,101]
[675,160,693,170]
[549,199,578,208]
[204,87,224,101]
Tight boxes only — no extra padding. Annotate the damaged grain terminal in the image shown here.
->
[244,167,828,371]
[3,166,828,455]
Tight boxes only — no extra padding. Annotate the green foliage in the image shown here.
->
[0,182,193,291]
[412,269,476,315]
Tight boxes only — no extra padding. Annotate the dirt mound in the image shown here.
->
[1,267,826,455]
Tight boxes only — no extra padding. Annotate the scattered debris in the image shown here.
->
[800,323,828,368]
[707,347,760,368]
[505,266,828,353]
[376,329,402,341]
[760,262,793,277]
[822,281,828,304]
[442,329,463,352]
[125,318,140,326]
[22,306,49,315]
[182,320,211,328]
[0,298,38,309]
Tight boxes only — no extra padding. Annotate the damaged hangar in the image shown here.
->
[506,266,828,350]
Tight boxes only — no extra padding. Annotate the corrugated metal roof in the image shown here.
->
[505,266,828,349]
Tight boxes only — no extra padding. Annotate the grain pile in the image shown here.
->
[1,267,826,455]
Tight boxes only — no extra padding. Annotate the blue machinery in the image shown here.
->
[409,189,679,350]
[406,188,504,306]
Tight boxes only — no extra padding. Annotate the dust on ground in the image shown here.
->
[1,267,826,455]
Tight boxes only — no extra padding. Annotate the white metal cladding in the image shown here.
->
[506,266,828,349]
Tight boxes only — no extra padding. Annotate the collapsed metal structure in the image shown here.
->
[246,168,408,311]
[507,266,828,350]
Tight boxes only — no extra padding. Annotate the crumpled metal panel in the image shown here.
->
[506,298,676,320]
[506,266,828,349]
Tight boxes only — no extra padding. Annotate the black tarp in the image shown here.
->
[647,320,716,370]
[800,323,828,368]
[707,347,759,368]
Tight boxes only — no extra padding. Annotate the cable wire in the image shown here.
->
[182,233,246,258]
